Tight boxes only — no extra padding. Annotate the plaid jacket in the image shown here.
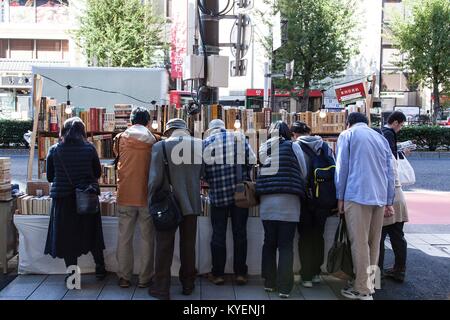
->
[203,129,256,207]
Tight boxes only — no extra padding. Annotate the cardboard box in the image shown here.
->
[27,181,50,196]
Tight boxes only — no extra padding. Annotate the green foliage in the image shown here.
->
[253,0,360,110]
[390,0,450,122]
[74,0,167,68]
[0,120,33,147]
[397,125,450,151]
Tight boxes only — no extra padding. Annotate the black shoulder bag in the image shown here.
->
[56,148,100,215]
[149,141,183,231]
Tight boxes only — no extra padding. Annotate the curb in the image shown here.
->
[409,151,450,159]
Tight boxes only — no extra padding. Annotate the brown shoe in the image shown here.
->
[118,278,131,288]
[208,273,225,285]
[235,275,248,286]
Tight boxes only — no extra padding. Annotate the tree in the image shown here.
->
[254,0,360,111]
[74,0,167,68]
[390,0,450,123]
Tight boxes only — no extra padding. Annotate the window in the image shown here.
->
[381,73,409,92]
[10,39,33,59]
[36,39,60,60]
[0,39,8,58]
[62,39,68,60]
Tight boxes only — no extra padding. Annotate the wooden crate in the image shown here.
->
[297,111,313,128]
[311,111,346,134]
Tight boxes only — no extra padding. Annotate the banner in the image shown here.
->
[170,1,188,79]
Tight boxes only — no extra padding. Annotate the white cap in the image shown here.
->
[208,119,225,130]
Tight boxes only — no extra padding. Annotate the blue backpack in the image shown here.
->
[299,142,338,212]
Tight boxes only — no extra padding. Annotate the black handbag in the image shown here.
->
[326,216,354,280]
[56,148,100,215]
[149,141,183,231]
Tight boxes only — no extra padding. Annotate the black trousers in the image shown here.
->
[378,222,407,271]
[63,248,105,269]
[297,206,328,281]
[210,205,248,277]
[261,220,297,294]
[150,215,198,299]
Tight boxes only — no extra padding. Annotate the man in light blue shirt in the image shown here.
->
[335,112,395,300]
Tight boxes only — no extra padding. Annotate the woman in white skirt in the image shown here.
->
[378,154,409,282]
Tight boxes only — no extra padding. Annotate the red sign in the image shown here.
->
[335,82,366,103]
[246,89,322,97]
[170,1,188,79]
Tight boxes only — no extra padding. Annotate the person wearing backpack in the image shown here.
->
[291,121,337,288]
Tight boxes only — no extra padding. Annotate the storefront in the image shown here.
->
[245,88,323,112]
[0,73,31,120]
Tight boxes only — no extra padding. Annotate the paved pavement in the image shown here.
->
[0,149,449,300]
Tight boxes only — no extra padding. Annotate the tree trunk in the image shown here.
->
[432,78,440,125]
[301,79,310,112]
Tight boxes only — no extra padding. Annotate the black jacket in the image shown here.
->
[47,141,101,198]
[381,126,398,159]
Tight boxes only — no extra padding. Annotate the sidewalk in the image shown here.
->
[0,274,342,300]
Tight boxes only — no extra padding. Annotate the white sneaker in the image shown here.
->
[301,281,313,288]
[279,293,290,298]
[341,287,373,301]
[312,275,321,284]
[264,287,275,292]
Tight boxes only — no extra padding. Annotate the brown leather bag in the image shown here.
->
[234,180,259,208]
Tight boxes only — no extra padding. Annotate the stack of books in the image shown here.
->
[114,104,132,131]
[99,192,117,216]
[89,134,114,158]
[16,194,52,215]
[0,158,11,201]
[100,163,116,185]
[38,137,59,159]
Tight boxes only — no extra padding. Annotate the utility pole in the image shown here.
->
[199,0,219,105]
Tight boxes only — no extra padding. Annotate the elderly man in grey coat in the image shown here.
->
[147,118,203,300]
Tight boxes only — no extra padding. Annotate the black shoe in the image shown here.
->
[384,268,405,283]
[95,264,107,280]
[182,285,195,295]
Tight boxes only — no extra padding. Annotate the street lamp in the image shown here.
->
[319,88,327,118]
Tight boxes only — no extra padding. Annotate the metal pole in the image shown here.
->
[263,62,270,109]
[199,0,219,105]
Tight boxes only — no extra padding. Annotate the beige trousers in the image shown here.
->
[344,201,384,295]
[116,205,155,284]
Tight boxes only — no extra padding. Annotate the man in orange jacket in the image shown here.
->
[114,107,157,288]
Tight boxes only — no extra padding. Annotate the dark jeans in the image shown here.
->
[379,222,407,271]
[297,206,328,281]
[261,220,297,294]
[63,248,105,269]
[210,205,248,277]
[150,215,198,299]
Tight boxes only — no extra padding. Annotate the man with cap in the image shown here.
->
[203,119,257,285]
[148,118,203,300]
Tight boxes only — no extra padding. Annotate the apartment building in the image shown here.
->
[0,0,83,120]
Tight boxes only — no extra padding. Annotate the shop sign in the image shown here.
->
[380,92,405,99]
[335,82,366,103]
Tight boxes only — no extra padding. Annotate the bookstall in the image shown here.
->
[17,76,350,275]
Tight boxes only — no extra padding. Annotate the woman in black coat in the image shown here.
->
[44,117,106,279]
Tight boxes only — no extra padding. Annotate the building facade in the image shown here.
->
[0,0,83,120]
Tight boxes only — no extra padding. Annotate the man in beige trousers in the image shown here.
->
[114,107,157,288]
[335,113,395,300]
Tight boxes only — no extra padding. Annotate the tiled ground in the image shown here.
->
[0,274,344,300]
